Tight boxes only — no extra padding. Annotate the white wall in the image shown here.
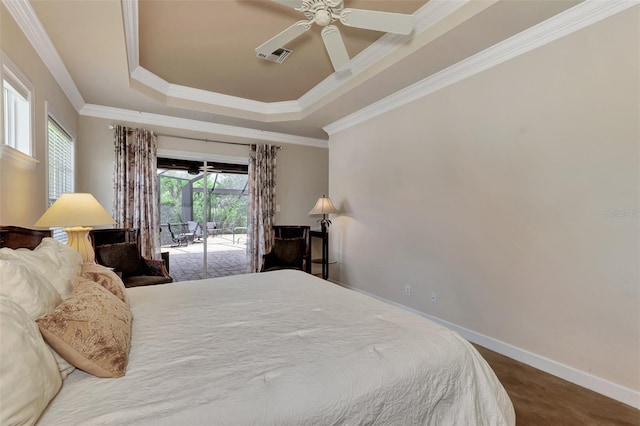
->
[328,7,639,399]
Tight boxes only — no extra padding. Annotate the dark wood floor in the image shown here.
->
[475,345,640,426]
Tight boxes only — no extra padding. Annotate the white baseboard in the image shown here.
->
[332,279,640,410]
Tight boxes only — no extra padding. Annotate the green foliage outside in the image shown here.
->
[159,172,248,232]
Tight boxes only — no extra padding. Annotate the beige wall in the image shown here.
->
[0,3,78,226]
[77,115,328,227]
[328,8,639,393]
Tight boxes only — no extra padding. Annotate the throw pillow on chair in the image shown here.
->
[95,243,145,278]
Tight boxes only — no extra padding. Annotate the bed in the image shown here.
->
[0,226,515,425]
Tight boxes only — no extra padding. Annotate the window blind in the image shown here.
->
[47,117,73,242]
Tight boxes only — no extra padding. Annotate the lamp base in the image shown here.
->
[63,226,95,263]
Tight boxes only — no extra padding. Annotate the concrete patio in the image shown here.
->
[161,233,249,282]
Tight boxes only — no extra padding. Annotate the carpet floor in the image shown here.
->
[475,345,640,425]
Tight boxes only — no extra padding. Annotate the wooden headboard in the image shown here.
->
[0,226,51,250]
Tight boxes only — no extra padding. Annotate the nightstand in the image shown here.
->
[310,229,330,279]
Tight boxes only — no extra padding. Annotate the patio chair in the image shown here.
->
[167,223,190,247]
[187,221,204,242]
[206,222,219,238]
[233,226,248,244]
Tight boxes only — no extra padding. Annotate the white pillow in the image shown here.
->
[0,258,77,378]
[0,297,62,425]
[0,259,62,319]
[38,237,83,288]
[0,238,82,300]
[49,349,77,380]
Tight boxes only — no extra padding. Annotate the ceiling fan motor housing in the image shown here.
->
[301,0,344,26]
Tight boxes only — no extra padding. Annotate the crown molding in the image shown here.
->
[2,0,85,112]
[121,0,468,121]
[324,0,640,135]
[79,104,328,148]
[129,66,170,94]
[7,0,470,125]
[298,0,470,112]
[122,0,301,120]
[131,64,303,119]
[121,0,139,72]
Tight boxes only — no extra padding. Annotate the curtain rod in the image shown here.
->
[107,125,282,149]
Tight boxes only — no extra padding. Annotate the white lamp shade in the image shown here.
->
[309,196,339,215]
[34,193,115,228]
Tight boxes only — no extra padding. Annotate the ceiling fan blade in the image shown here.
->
[256,20,312,57]
[321,25,350,72]
[270,0,302,9]
[339,8,414,35]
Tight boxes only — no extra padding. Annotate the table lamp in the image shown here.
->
[34,193,115,263]
[309,194,339,232]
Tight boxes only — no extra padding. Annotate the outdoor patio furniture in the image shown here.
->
[233,226,248,244]
[167,222,190,247]
[187,221,204,242]
[207,222,221,238]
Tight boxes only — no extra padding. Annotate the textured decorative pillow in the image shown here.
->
[82,262,129,305]
[95,242,144,278]
[273,237,305,266]
[0,259,62,319]
[0,297,62,425]
[37,280,132,378]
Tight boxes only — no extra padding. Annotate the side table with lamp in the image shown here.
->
[309,194,338,280]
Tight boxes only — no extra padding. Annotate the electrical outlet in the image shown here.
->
[404,285,411,296]
[431,292,437,303]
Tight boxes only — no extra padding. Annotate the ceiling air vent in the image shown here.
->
[256,47,292,64]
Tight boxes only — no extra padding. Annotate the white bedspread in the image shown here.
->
[39,270,515,425]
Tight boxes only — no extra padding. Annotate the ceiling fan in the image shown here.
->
[256,0,414,72]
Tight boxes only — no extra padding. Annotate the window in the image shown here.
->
[2,61,32,156]
[47,117,74,241]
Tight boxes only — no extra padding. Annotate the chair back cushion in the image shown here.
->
[272,237,305,267]
[95,242,144,278]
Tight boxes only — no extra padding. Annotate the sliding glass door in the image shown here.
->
[157,158,248,281]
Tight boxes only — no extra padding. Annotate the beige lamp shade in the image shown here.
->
[309,195,339,216]
[34,193,115,228]
[309,195,339,230]
[34,193,115,263]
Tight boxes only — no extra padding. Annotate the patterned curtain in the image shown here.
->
[247,144,278,272]
[112,125,160,259]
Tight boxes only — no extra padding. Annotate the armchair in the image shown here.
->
[91,228,173,287]
[261,225,311,274]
